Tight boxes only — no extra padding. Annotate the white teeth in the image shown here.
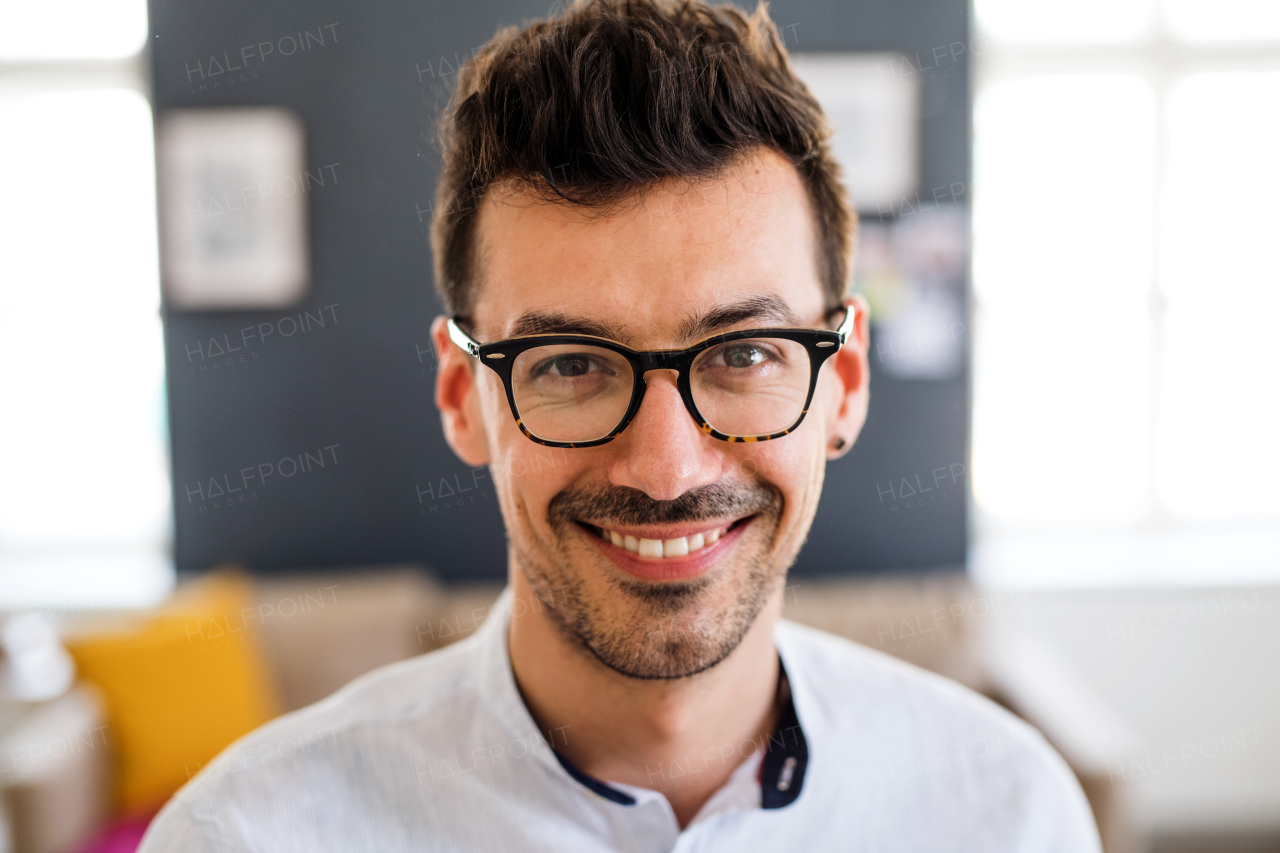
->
[600,526,728,558]
[663,537,689,557]
[638,538,664,558]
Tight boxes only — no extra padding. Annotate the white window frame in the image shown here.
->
[970,6,1280,587]
[0,29,174,610]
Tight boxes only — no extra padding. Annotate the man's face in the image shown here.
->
[439,150,867,679]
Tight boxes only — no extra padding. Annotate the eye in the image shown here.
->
[551,354,589,377]
[535,353,608,378]
[715,342,771,368]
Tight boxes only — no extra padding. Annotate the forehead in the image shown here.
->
[469,150,823,346]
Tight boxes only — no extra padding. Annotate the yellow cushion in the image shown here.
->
[66,571,282,816]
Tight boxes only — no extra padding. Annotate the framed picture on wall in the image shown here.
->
[157,107,311,310]
[790,52,920,215]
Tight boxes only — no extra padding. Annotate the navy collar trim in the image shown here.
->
[553,658,808,810]
[553,750,638,805]
[760,665,808,809]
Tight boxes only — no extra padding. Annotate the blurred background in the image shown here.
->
[0,0,1276,851]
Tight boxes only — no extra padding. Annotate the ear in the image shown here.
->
[431,316,491,467]
[823,294,870,461]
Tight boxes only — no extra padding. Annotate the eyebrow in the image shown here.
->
[677,294,802,342]
[509,312,628,341]
[507,294,803,346]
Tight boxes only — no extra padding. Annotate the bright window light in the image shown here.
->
[976,0,1155,44]
[972,6,1280,585]
[0,0,147,60]
[973,76,1156,304]
[973,76,1156,525]
[1155,72,1280,520]
[0,89,168,548]
[1163,0,1280,43]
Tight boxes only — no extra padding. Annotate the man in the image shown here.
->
[143,1,1100,850]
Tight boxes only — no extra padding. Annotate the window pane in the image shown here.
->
[1159,73,1280,300]
[973,301,1151,524]
[1156,302,1280,520]
[1156,72,1280,519]
[976,0,1155,43]
[973,75,1157,524]
[974,76,1156,303]
[1163,0,1280,43]
[0,89,168,547]
[0,0,147,60]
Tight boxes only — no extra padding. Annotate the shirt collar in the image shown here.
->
[473,587,810,811]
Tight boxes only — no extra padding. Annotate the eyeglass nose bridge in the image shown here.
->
[634,348,695,373]
[616,352,708,439]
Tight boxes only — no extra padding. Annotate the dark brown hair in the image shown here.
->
[431,0,853,321]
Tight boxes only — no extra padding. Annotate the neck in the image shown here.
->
[507,570,783,829]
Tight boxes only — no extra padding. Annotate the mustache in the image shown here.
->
[547,480,781,529]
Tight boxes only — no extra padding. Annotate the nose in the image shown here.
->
[607,369,723,501]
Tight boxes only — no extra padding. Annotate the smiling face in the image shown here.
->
[433,150,869,680]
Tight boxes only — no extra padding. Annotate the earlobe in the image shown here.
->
[431,316,491,467]
[826,432,852,460]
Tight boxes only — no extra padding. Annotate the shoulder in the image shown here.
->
[777,620,1101,851]
[779,617,1037,743]
[227,626,480,754]
[140,636,483,853]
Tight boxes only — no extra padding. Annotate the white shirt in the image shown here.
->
[141,588,1101,852]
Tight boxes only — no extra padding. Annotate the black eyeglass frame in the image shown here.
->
[446,305,855,448]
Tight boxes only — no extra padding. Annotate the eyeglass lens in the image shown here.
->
[510,338,811,442]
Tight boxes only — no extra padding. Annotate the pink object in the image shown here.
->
[74,816,153,853]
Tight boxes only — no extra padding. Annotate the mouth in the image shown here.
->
[575,516,755,581]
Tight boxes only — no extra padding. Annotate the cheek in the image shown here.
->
[814,365,844,424]
[486,430,594,543]
[738,430,826,519]
[473,371,510,445]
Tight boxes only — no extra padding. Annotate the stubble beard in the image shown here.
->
[515,481,788,680]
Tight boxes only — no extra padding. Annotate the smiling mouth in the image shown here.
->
[578,517,753,559]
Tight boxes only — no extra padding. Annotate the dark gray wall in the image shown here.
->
[153,0,969,581]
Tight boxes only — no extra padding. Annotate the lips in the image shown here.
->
[597,524,725,558]
[577,517,753,581]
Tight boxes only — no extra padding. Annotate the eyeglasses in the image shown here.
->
[446,305,854,448]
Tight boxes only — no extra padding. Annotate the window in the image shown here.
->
[970,0,1280,585]
[0,0,173,607]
